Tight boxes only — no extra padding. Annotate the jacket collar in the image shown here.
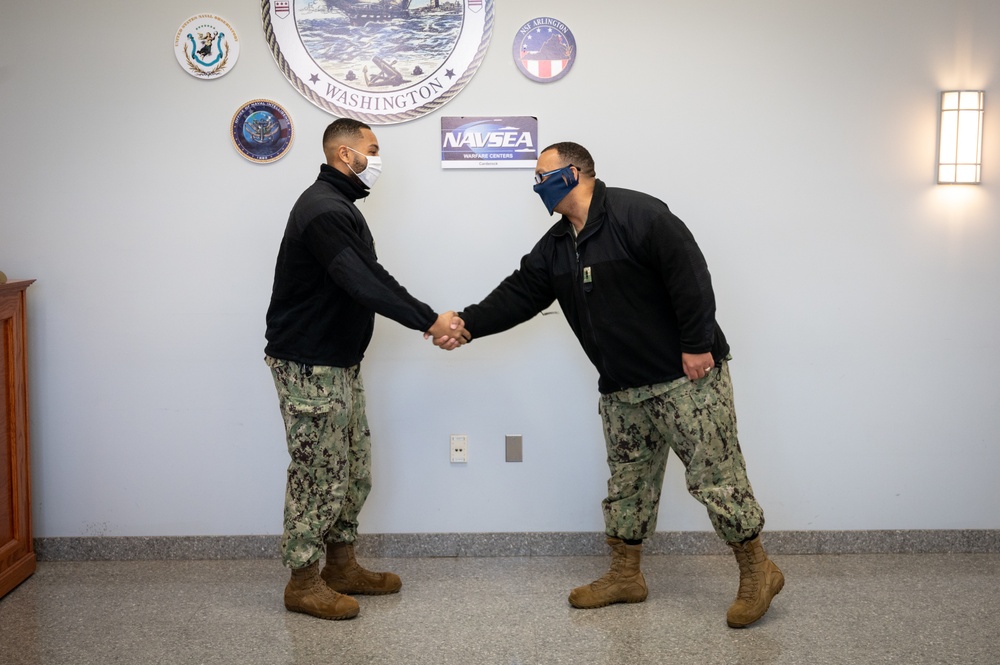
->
[317,163,369,202]
[550,179,607,241]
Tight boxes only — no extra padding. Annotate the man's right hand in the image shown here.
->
[424,311,471,350]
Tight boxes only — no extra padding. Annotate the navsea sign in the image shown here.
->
[262,0,494,124]
[441,116,537,169]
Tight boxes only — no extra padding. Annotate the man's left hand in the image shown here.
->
[682,351,715,381]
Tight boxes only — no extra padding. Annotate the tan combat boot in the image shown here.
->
[321,542,402,595]
[568,538,648,609]
[284,561,359,620]
[726,535,784,628]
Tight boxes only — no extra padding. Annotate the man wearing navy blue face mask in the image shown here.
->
[449,142,783,628]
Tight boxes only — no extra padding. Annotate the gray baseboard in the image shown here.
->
[32,530,1000,561]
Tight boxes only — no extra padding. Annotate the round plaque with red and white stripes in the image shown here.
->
[513,17,576,84]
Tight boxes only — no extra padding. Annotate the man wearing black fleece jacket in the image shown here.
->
[452,142,783,628]
[265,118,467,621]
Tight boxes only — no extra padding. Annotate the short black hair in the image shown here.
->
[323,118,372,147]
[541,142,596,177]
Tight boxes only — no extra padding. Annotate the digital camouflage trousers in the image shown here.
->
[266,356,372,569]
[598,361,764,544]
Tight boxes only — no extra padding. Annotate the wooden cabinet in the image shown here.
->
[0,279,35,598]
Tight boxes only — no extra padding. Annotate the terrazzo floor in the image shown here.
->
[1,553,997,664]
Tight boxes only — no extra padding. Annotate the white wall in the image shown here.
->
[1,1,998,538]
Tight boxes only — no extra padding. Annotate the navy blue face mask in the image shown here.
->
[533,165,578,215]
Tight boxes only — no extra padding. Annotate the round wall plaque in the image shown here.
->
[174,14,240,79]
[231,99,294,163]
[261,0,494,124]
[513,17,576,84]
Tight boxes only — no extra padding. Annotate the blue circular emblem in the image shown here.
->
[230,99,294,163]
[513,17,576,84]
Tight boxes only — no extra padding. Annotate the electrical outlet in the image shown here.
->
[450,434,468,463]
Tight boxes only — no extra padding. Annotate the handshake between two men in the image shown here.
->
[424,312,471,351]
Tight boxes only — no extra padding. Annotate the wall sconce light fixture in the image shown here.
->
[938,90,984,184]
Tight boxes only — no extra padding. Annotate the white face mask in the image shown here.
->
[346,146,382,189]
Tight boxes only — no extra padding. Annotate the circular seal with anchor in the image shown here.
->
[261,0,494,124]
[174,14,240,79]
[231,100,294,163]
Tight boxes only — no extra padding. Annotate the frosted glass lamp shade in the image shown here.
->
[938,90,984,184]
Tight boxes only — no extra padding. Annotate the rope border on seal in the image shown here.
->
[261,0,494,124]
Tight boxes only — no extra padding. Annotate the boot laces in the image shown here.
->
[590,549,631,590]
[591,566,619,590]
[346,559,384,582]
[735,551,760,602]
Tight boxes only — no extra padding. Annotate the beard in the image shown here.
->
[351,155,366,177]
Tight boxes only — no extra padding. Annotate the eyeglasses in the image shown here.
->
[534,164,575,184]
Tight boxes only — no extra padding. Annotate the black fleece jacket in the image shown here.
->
[265,165,437,367]
[460,179,730,394]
